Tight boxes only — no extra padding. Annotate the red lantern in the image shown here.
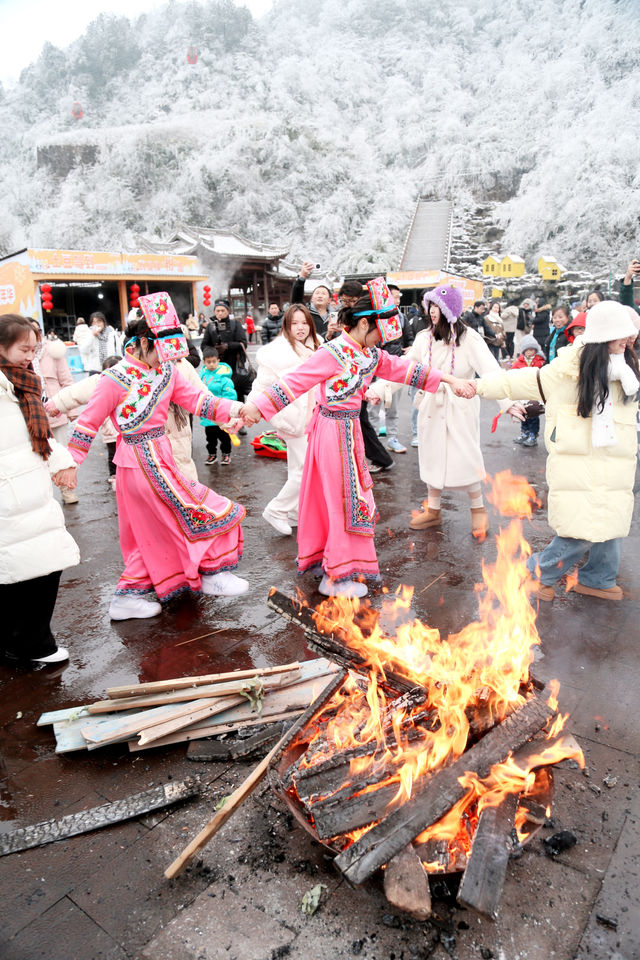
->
[129,283,141,310]
[72,102,83,120]
[187,46,198,64]
[41,284,53,312]
[130,283,140,294]
[202,284,211,308]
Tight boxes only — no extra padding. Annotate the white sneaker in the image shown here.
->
[109,595,162,620]
[32,646,69,664]
[411,436,419,448]
[318,575,368,599]
[201,571,249,597]
[262,507,292,536]
[61,487,79,504]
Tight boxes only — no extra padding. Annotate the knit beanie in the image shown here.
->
[582,301,637,344]
[519,334,543,356]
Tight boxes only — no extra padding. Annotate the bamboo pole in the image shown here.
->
[106,661,301,700]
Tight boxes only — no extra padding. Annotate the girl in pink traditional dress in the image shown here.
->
[241,279,475,599]
[68,293,248,621]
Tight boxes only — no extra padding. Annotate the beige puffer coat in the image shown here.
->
[477,342,639,541]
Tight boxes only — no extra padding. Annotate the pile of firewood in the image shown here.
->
[37,659,338,753]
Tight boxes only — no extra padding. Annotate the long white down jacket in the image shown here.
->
[0,370,80,584]
[246,335,318,436]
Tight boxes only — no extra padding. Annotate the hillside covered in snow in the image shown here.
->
[1,0,638,275]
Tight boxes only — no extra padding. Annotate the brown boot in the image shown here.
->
[409,507,441,530]
[573,583,623,601]
[470,507,489,539]
[526,579,555,602]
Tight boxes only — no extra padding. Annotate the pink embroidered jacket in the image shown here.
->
[68,353,237,468]
[252,332,442,420]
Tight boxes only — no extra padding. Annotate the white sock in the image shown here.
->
[427,487,441,510]
[467,483,484,509]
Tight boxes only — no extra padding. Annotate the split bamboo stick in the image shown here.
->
[106,661,301,700]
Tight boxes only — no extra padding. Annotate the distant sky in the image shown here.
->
[0,0,274,85]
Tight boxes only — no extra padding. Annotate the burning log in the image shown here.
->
[334,690,555,886]
[267,589,416,693]
[456,792,520,919]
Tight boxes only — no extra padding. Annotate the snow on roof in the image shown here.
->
[503,255,525,263]
[138,223,289,261]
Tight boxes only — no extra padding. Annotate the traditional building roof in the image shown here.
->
[137,223,290,263]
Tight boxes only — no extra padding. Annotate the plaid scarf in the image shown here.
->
[0,360,52,459]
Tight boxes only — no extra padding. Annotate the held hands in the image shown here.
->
[238,401,261,427]
[449,377,477,399]
[363,389,381,405]
[226,417,243,434]
[507,402,527,422]
[52,467,77,489]
[45,400,62,418]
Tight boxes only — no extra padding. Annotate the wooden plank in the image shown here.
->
[334,691,554,886]
[165,740,282,878]
[383,845,432,920]
[268,669,347,772]
[85,695,246,748]
[53,711,142,753]
[140,710,306,752]
[87,670,302,714]
[106,660,302,699]
[457,792,519,918]
[0,779,200,857]
[137,696,247,746]
[38,706,91,727]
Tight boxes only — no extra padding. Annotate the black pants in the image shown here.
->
[0,571,62,660]
[106,441,117,477]
[360,403,393,468]
[205,425,230,455]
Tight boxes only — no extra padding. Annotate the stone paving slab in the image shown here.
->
[2,896,127,960]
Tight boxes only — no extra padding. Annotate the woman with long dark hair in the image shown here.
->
[477,300,639,601]
[0,314,80,663]
[247,304,321,536]
[67,293,249,619]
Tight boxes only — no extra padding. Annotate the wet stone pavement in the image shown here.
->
[0,398,638,960]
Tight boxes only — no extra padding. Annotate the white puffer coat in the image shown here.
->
[247,335,318,436]
[0,370,80,584]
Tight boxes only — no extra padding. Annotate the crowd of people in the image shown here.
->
[1,257,639,665]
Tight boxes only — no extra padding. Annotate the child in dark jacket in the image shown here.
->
[200,348,237,464]
[511,334,546,446]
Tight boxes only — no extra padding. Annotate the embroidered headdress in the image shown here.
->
[353,277,401,344]
[137,292,189,362]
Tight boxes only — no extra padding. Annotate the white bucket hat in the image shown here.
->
[582,300,638,344]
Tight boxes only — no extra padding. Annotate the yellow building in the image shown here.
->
[482,255,501,276]
[537,256,567,281]
[499,255,525,278]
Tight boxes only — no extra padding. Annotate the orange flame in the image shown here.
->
[291,472,573,862]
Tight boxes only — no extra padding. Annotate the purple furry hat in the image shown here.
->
[422,285,464,324]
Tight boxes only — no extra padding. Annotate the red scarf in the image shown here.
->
[0,360,51,460]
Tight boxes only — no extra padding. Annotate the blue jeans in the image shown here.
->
[527,536,622,589]
[521,415,540,438]
[409,386,418,438]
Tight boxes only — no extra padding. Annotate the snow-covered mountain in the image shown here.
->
[1,0,638,275]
